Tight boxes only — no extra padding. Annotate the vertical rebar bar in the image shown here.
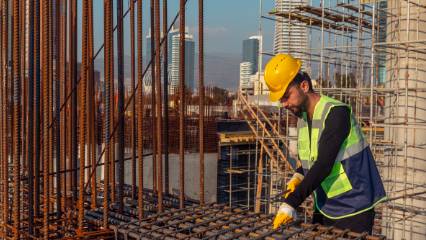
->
[1,0,9,232]
[179,0,186,209]
[0,1,7,237]
[137,0,144,222]
[162,0,170,196]
[130,0,137,201]
[54,0,62,221]
[150,0,157,194]
[59,0,67,210]
[154,0,163,213]
[27,0,35,234]
[78,0,89,231]
[33,0,41,221]
[70,0,78,203]
[88,0,96,211]
[116,0,125,213]
[41,0,51,238]
[198,0,205,206]
[103,0,113,228]
[109,8,116,204]
[11,0,21,238]
[48,0,54,221]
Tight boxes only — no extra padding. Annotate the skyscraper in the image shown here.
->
[273,0,308,64]
[240,62,253,93]
[146,25,195,94]
[242,36,260,74]
[239,36,260,94]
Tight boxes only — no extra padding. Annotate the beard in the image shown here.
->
[288,106,303,118]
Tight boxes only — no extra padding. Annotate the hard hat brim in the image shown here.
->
[269,85,287,102]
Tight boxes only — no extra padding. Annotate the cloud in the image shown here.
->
[192,26,229,36]
[206,26,229,35]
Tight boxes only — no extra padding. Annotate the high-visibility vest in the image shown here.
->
[297,95,386,219]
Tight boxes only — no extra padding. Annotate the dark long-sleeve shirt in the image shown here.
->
[285,106,351,209]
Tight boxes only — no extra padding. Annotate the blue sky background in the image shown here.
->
[80,0,275,60]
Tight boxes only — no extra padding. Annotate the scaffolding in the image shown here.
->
[238,0,426,239]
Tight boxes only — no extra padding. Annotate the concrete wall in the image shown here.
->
[120,152,218,203]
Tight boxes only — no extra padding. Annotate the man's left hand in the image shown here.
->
[272,202,297,230]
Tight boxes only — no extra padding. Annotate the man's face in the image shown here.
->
[280,83,307,118]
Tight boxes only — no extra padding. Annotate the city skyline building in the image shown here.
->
[239,62,254,94]
[239,36,260,94]
[242,36,260,74]
[147,25,195,94]
[273,0,308,68]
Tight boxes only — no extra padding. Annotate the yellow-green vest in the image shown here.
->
[297,95,386,219]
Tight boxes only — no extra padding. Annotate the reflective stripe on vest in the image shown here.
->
[297,95,386,219]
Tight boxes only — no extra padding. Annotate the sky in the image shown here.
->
[80,0,275,60]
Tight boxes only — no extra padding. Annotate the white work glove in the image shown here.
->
[284,172,304,198]
[272,202,297,229]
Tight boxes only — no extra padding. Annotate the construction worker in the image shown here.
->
[264,54,386,234]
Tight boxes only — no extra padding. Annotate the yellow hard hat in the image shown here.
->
[264,54,302,102]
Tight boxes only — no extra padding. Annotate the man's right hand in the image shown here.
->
[284,173,304,198]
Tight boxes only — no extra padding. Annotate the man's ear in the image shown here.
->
[300,80,310,93]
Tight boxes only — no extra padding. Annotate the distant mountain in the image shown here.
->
[195,52,240,91]
[93,53,242,91]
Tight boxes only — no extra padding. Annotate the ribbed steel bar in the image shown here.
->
[198,0,205,205]
[154,0,163,213]
[48,0,54,221]
[130,0,137,201]
[179,0,186,209]
[11,0,21,238]
[78,0,89,231]
[27,0,35,235]
[33,0,41,221]
[162,0,170,196]
[54,0,62,222]
[88,0,96,211]
[70,0,78,203]
[116,0,125,214]
[0,1,3,236]
[103,0,113,228]
[137,0,144,222]
[150,0,157,194]
[1,0,8,235]
[109,0,116,205]
[66,0,72,200]
[41,0,51,238]
[59,0,67,210]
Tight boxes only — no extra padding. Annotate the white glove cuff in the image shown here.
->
[292,172,304,182]
[278,202,297,221]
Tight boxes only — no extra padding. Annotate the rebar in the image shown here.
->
[84,203,386,240]
[41,0,51,238]
[162,0,170,196]
[78,0,89,231]
[154,0,163,213]
[130,0,137,201]
[137,0,145,223]
[11,0,21,238]
[198,0,205,206]
[88,0,96,211]
[117,0,125,214]
[27,0,35,235]
[179,0,186,210]
[54,0,62,222]
[150,0,157,194]
[103,0,113,229]
[70,0,78,203]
